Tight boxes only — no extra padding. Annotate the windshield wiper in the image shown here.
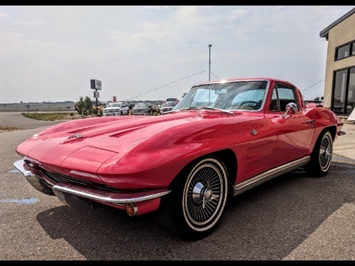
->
[177,106,234,115]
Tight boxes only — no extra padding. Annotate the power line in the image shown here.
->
[211,71,220,80]
[127,70,205,100]
[301,79,324,93]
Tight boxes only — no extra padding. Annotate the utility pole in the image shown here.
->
[208,44,212,81]
[208,44,212,106]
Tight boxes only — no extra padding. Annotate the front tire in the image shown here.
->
[159,156,230,240]
[305,130,333,177]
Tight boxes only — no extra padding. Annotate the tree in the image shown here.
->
[75,96,94,115]
[84,96,93,115]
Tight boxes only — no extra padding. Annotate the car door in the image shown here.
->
[265,82,316,166]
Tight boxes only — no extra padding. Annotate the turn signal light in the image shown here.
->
[126,203,138,216]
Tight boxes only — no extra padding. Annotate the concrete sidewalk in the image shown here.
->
[333,122,355,162]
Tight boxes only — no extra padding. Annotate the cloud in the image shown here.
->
[1,5,354,103]
[0,10,10,17]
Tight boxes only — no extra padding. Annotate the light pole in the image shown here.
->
[208,44,212,106]
[208,44,212,81]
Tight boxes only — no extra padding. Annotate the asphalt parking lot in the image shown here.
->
[1,112,355,260]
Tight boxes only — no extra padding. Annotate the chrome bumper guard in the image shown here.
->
[13,159,55,195]
[14,159,171,206]
[52,183,170,205]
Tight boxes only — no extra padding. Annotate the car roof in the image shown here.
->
[196,77,293,86]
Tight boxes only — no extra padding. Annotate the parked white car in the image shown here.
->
[103,102,129,116]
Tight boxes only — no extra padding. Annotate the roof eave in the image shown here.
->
[319,7,355,40]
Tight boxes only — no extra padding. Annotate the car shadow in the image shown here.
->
[35,162,355,260]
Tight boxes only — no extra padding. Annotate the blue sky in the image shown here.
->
[1,5,354,103]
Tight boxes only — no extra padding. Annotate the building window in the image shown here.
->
[332,67,355,115]
[348,68,355,113]
[335,41,355,60]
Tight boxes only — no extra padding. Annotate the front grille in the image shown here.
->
[103,109,118,113]
[38,167,121,193]
[39,167,91,186]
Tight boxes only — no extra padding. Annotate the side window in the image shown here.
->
[269,83,298,112]
[269,87,280,111]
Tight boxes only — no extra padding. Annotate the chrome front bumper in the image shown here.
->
[13,159,55,196]
[13,159,171,214]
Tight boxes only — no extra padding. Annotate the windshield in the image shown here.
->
[108,103,121,107]
[173,80,268,111]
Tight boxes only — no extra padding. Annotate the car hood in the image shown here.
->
[16,110,259,182]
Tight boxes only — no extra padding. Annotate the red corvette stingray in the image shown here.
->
[14,77,345,240]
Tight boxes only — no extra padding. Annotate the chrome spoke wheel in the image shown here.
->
[306,130,333,177]
[319,132,333,171]
[182,157,228,232]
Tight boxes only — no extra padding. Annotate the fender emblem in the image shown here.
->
[250,129,258,136]
[68,133,83,139]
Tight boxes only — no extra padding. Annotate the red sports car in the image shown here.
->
[14,77,346,240]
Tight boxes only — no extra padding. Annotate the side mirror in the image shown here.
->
[282,102,298,118]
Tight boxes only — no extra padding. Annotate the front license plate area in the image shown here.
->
[53,190,96,211]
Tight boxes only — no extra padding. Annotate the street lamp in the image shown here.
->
[208,44,212,81]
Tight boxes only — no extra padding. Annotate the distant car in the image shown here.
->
[133,102,159,115]
[13,77,345,241]
[160,100,178,114]
[132,102,150,115]
[103,102,129,116]
[305,96,324,107]
[166,97,179,103]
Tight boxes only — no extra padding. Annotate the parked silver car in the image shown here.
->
[132,102,159,115]
[160,101,178,114]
